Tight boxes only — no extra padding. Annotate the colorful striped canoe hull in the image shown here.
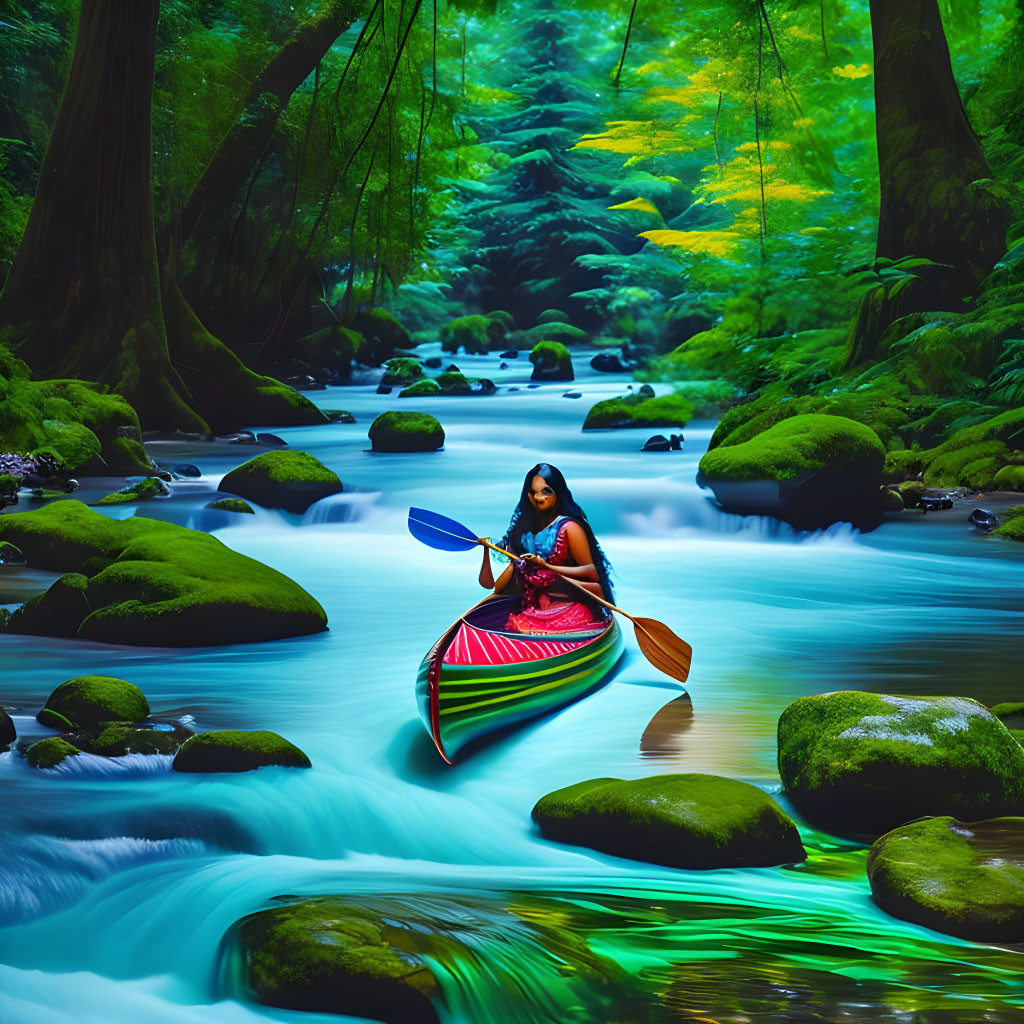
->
[417,596,624,762]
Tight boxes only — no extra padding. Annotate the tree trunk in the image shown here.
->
[870,0,1009,299]
[179,0,363,244]
[0,0,206,431]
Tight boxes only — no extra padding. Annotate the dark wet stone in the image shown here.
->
[590,352,629,373]
[562,391,582,399]
[499,349,518,359]
[376,384,393,395]
[1,707,15,747]
[326,410,356,423]
[642,434,671,452]
[499,361,509,369]
[256,433,287,448]
[423,357,442,369]
[968,507,998,530]
[171,463,202,477]
[0,541,26,565]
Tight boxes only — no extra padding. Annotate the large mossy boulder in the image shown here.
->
[529,341,574,381]
[867,816,1024,941]
[173,730,311,772]
[236,900,439,1022]
[37,675,149,731]
[532,774,806,869]
[26,736,81,769]
[219,451,342,514]
[7,572,91,637]
[698,414,886,529]
[368,412,444,452]
[778,691,1024,837]
[0,500,327,646]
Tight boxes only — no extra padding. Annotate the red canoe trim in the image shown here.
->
[442,621,597,667]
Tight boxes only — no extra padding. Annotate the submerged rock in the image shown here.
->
[236,899,440,1023]
[0,500,327,646]
[590,352,629,373]
[778,691,1024,837]
[219,450,343,514]
[698,414,886,529]
[93,477,169,505]
[642,434,671,452]
[173,730,311,772]
[868,816,1024,941]
[37,676,150,732]
[89,723,189,757]
[26,736,81,769]
[532,774,806,868]
[368,412,444,452]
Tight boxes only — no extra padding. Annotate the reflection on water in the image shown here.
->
[640,693,694,758]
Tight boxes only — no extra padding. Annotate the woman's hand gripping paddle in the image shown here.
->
[408,507,693,684]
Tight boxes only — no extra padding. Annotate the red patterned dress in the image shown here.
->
[505,516,601,634]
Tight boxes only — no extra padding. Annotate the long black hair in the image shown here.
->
[498,463,614,601]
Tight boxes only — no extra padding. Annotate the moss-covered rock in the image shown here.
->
[867,816,1024,941]
[583,389,693,430]
[0,345,152,474]
[537,308,570,325]
[368,412,444,452]
[485,309,514,330]
[778,691,1024,837]
[7,572,91,638]
[93,477,169,506]
[398,379,441,398]
[532,774,806,869]
[380,357,425,385]
[172,730,311,772]
[441,315,504,354]
[435,370,472,393]
[89,724,185,757]
[353,308,411,364]
[0,500,327,646]
[219,451,342,514]
[26,736,81,769]
[37,675,149,732]
[287,325,363,380]
[236,899,441,1022]
[204,498,255,514]
[1,708,15,748]
[529,341,574,381]
[698,414,886,529]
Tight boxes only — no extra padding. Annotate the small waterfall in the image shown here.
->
[302,489,382,524]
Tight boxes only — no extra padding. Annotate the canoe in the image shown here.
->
[417,594,624,762]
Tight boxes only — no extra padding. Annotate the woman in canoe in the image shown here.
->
[478,464,613,634]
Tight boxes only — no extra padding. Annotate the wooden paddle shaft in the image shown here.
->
[478,538,636,623]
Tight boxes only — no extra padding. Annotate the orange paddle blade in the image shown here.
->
[632,616,692,684]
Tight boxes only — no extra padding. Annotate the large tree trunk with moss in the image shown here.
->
[870,0,1008,298]
[0,0,205,431]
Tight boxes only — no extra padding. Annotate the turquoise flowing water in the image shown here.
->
[1,349,1022,1023]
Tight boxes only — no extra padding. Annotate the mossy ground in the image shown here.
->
[0,500,327,646]
[368,412,444,452]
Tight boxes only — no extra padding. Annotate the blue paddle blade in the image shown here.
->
[408,507,480,552]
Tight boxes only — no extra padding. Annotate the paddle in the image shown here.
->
[408,507,692,684]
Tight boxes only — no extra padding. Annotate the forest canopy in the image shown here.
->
[0,0,1022,476]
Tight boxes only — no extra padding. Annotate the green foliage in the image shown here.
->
[441,315,500,354]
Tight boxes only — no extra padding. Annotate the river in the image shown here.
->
[1,348,1022,1023]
